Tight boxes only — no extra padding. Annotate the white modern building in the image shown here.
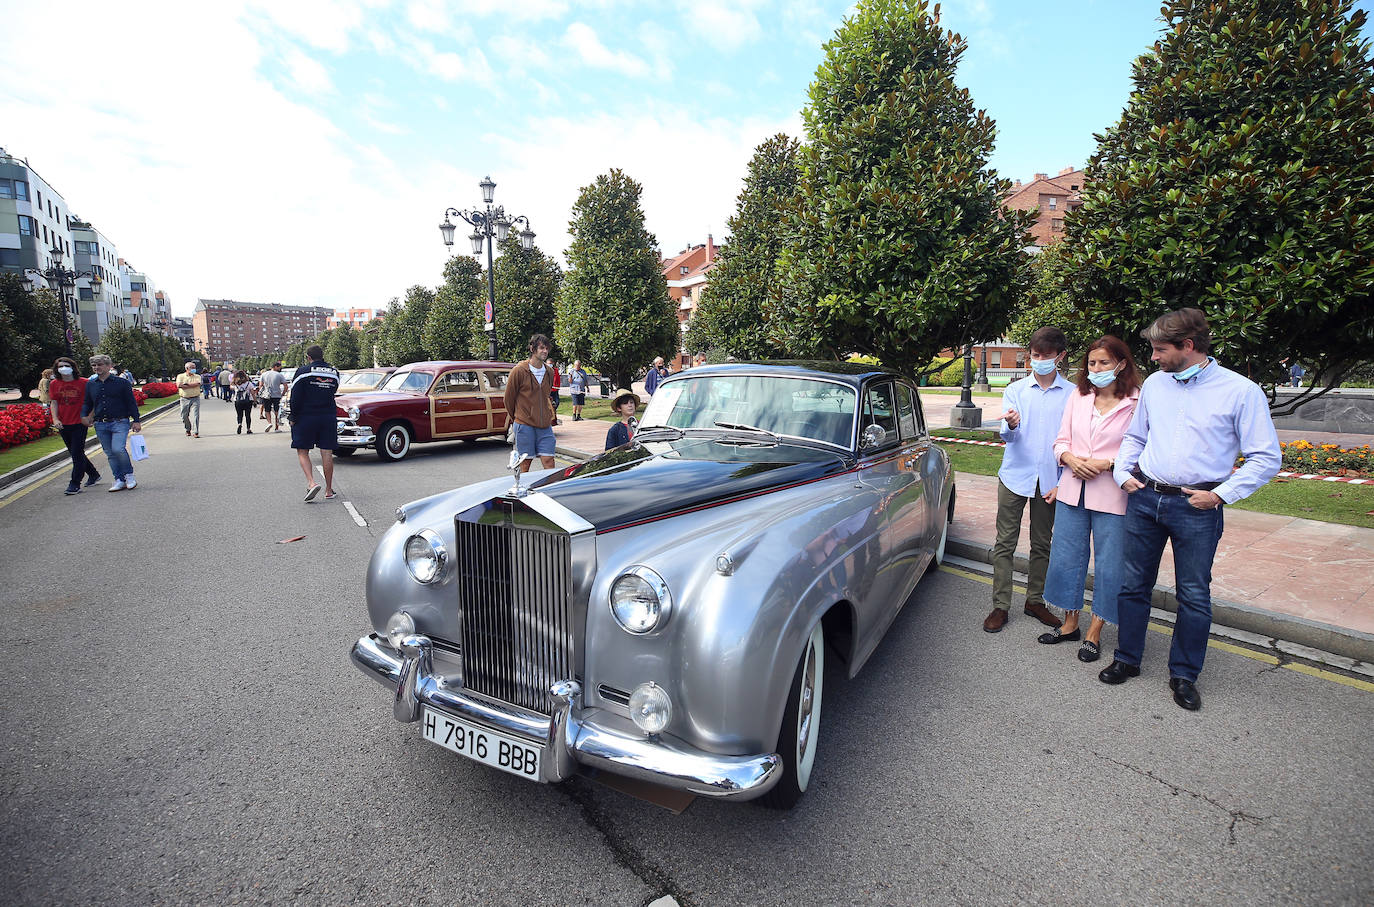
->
[70,218,124,342]
[0,146,76,327]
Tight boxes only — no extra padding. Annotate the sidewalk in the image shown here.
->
[553,408,1374,668]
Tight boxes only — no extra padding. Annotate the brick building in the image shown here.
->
[660,236,720,368]
[329,307,378,329]
[1003,166,1085,248]
[193,299,332,360]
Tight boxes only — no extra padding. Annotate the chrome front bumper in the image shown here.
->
[336,421,376,447]
[350,633,781,800]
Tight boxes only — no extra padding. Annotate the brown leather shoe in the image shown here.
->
[1023,602,1060,627]
[982,608,1009,633]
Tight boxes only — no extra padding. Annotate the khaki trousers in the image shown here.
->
[992,478,1056,611]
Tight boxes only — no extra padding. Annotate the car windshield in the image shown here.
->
[339,371,386,392]
[640,374,857,449]
[378,370,432,394]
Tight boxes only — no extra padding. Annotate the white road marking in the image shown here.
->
[343,501,367,527]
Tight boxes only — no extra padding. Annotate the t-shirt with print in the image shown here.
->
[49,378,88,425]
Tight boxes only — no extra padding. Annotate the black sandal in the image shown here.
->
[1037,626,1082,645]
[1078,640,1101,663]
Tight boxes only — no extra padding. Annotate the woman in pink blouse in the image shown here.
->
[1037,335,1142,662]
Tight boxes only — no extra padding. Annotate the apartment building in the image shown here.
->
[0,147,77,325]
[70,218,124,341]
[328,307,377,329]
[119,261,157,330]
[661,236,721,368]
[1004,166,1085,248]
[194,299,332,359]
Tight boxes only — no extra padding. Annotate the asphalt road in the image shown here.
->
[1,400,1371,906]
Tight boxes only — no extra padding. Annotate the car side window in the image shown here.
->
[863,381,899,446]
[897,383,923,440]
[434,370,479,394]
[482,371,508,392]
[402,372,432,394]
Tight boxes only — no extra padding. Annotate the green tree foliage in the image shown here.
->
[389,286,433,365]
[0,276,67,397]
[325,321,360,369]
[690,134,799,359]
[482,234,562,362]
[424,256,483,361]
[284,342,306,368]
[771,0,1033,378]
[555,168,679,389]
[1064,0,1374,411]
[373,298,404,366]
[1006,242,1098,358]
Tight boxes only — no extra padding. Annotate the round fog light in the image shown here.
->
[385,610,415,648]
[628,682,671,735]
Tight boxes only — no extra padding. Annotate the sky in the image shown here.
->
[2,0,1370,319]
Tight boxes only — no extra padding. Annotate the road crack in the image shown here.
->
[561,779,693,907]
[1093,752,1267,844]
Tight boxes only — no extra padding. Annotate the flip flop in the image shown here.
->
[305,485,321,502]
[324,491,337,500]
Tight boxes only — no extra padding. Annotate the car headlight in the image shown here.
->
[628,682,672,734]
[609,566,672,634]
[385,610,415,648]
[404,529,447,583]
[347,405,360,421]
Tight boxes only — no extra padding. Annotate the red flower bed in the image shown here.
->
[133,389,148,406]
[140,381,177,398]
[0,403,55,451]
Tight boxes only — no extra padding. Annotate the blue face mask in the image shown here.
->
[1030,357,1059,376]
[1172,361,1204,382]
[1087,368,1119,388]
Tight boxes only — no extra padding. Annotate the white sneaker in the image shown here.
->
[109,479,126,492]
[124,476,137,490]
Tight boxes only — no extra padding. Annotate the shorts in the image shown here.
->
[291,415,338,450]
[263,398,281,414]
[570,393,586,406]
[513,423,555,458]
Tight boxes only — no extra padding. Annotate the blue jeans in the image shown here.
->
[94,418,134,480]
[1114,486,1225,682]
[1043,498,1126,626]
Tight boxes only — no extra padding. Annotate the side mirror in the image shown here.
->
[860,424,887,451]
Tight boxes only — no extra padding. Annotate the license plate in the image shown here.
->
[421,708,542,781]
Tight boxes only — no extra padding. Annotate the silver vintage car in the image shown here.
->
[350,361,954,808]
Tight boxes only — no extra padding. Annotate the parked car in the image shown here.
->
[350,361,955,808]
[282,366,396,425]
[333,360,513,460]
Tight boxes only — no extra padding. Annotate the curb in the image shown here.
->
[946,536,1374,667]
[0,398,182,493]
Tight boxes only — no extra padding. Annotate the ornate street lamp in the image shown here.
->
[949,343,983,428]
[27,247,97,359]
[439,176,535,361]
[974,341,990,393]
[149,314,172,380]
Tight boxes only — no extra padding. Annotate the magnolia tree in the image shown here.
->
[1064,0,1374,411]
[770,0,1032,377]
[479,234,562,362]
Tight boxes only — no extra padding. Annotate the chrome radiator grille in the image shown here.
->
[454,519,574,715]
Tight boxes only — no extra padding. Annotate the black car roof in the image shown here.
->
[664,359,897,388]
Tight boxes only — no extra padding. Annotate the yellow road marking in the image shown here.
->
[0,405,177,511]
[936,564,1371,692]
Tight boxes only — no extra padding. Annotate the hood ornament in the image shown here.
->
[508,448,533,498]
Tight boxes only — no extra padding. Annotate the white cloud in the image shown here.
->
[282,46,335,95]
[561,22,650,78]
[679,0,764,49]
[450,0,570,22]
[490,33,553,71]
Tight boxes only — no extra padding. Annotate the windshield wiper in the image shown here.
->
[713,421,779,440]
[633,425,685,441]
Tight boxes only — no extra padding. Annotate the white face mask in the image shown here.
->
[57,366,74,377]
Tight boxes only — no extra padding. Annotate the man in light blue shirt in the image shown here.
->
[1100,308,1280,711]
[984,327,1076,633]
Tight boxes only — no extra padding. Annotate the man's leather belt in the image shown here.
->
[1131,469,1221,496]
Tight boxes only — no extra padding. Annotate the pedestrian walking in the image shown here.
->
[1101,308,1281,711]
[604,389,640,449]
[176,360,203,437]
[1037,336,1141,663]
[644,356,667,396]
[1288,361,1305,388]
[46,356,100,495]
[231,370,257,434]
[218,366,233,400]
[201,368,213,399]
[81,354,142,492]
[568,360,589,421]
[983,326,1074,633]
[259,361,288,432]
[550,361,562,413]
[504,333,558,473]
[37,368,54,405]
[117,363,135,385]
[289,345,340,501]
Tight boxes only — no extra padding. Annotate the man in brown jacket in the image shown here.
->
[504,333,558,473]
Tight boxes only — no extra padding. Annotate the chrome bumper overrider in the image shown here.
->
[350,633,781,800]
[335,421,375,447]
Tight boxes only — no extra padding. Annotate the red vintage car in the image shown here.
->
[333,360,514,460]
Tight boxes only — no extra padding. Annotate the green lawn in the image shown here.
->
[931,428,1374,530]
[560,397,619,422]
[0,396,178,476]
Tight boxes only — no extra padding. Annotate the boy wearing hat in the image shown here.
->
[605,389,640,449]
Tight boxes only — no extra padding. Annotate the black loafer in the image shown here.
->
[1037,626,1081,645]
[1098,660,1140,685]
[1077,640,1101,663]
[1169,677,1201,711]
[84,473,101,487]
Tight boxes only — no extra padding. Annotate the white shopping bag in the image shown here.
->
[130,433,150,461]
